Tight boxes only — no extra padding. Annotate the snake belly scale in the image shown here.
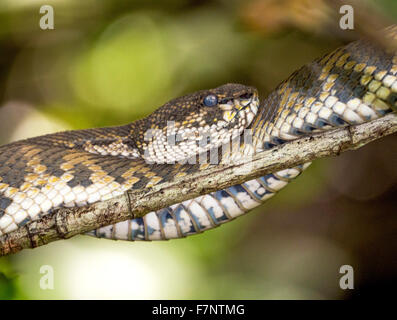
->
[0,26,396,241]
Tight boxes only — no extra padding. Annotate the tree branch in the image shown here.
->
[1,113,396,256]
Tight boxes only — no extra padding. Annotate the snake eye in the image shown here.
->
[203,94,218,107]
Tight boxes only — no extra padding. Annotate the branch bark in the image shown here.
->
[1,113,396,256]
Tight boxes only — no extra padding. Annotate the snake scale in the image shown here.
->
[0,26,396,242]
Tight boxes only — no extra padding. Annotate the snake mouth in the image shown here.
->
[218,91,259,128]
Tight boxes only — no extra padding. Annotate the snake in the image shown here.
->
[0,26,396,242]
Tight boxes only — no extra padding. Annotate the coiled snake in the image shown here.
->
[0,26,396,242]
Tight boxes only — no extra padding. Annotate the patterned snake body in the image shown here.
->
[1,26,397,241]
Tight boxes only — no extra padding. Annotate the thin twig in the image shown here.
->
[0,113,396,256]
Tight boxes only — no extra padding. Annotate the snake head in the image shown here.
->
[140,83,259,164]
[201,83,259,128]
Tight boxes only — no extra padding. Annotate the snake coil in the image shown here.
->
[0,26,396,241]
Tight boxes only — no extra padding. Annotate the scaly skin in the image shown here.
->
[93,26,397,241]
[0,26,396,241]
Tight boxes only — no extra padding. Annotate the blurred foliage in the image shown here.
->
[0,0,396,299]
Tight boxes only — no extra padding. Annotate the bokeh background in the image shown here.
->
[0,0,396,299]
